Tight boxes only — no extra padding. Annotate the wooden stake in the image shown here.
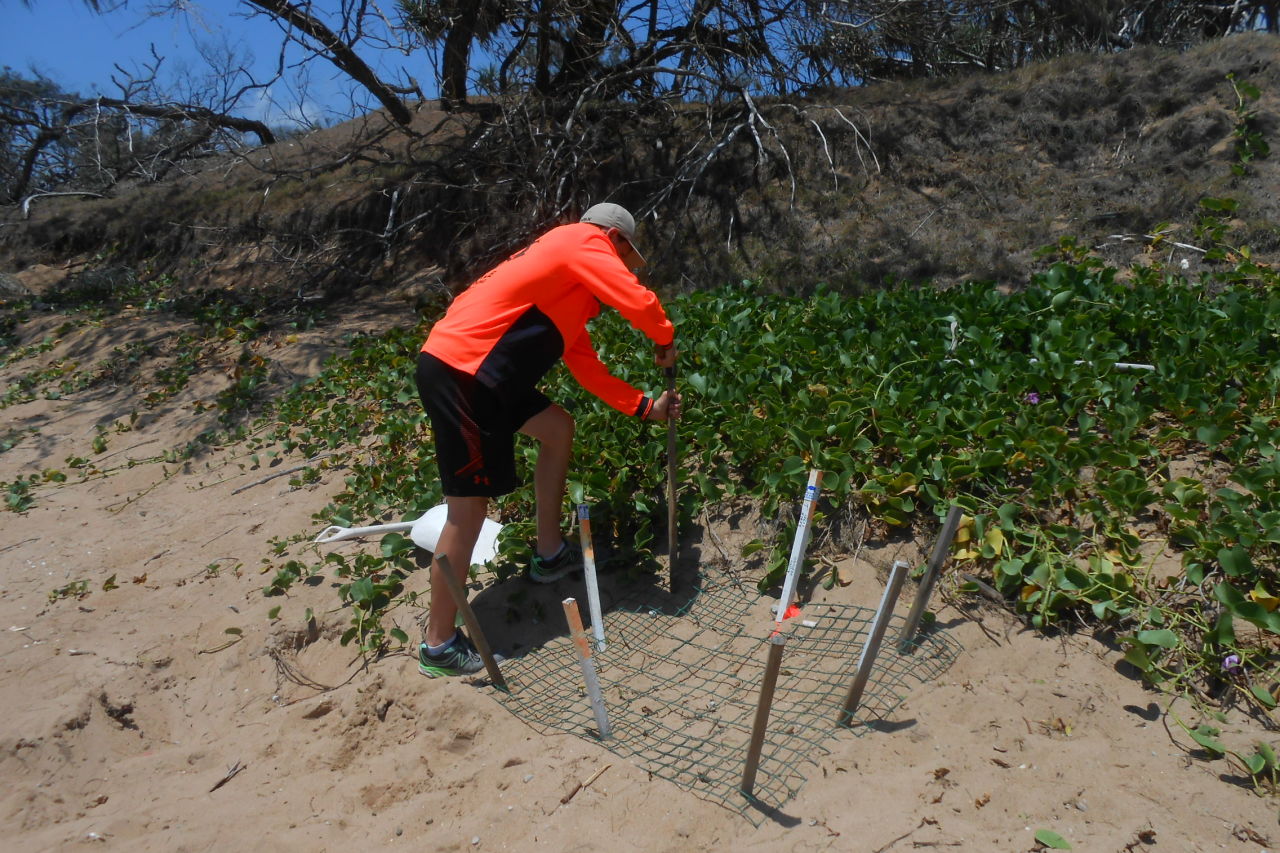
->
[898,505,965,652]
[435,553,506,690]
[665,365,678,594]
[839,560,909,725]
[563,598,612,739]
[577,504,606,652]
[741,633,786,797]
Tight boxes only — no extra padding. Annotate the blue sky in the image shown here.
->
[2,1,431,127]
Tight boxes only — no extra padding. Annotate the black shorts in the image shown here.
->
[416,351,552,497]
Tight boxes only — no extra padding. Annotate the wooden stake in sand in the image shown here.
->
[563,598,612,739]
[898,505,965,652]
[665,364,679,594]
[741,633,786,798]
[775,469,823,625]
[838,560,910,725]
[577,504,606,652]
[435,553,507,690]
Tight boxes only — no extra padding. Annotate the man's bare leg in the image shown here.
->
[519,404,575,558]
[424,495,488,648]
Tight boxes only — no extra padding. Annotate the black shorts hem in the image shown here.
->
[417,351,550,499]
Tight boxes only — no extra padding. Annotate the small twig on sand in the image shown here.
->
[559,763,612,807]
[959,573,1004,604]
[971,617,1003,647]
[209,761,246,792]
[198,636,243,655]
[96,438,160,463]
[230,453,335,495]
[700,509,731,560]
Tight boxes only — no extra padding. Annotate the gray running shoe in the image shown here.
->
[528,540,582,584]
[417,632,485,678]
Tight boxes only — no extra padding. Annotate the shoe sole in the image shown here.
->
[418,662,455,678]
[418,660,488,678]
[528,566,575,584]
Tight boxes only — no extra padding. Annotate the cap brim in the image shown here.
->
[622,236,647,268]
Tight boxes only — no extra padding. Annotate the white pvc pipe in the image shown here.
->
[840,560,910,723]
[577,504,607,652]
[945,358,1156,372]
[775,469,824,625]
[563,598,612,739]
[1028,357,1155,371]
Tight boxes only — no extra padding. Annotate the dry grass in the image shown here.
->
[1,34,1277,299]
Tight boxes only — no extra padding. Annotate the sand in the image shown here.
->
[1,294,1276,852]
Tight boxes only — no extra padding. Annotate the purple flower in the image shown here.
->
[1222,654,1242,675]
[1025,392,1040,405]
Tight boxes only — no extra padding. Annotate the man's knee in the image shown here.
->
[522,404,574,448]
[556,410,575,444]
[444,496,489,532]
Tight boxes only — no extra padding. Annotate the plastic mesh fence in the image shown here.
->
[489,565,962,822]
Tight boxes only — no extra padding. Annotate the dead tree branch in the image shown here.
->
[245,0,414,126]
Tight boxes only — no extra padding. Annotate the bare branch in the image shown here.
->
[245,0,413,125]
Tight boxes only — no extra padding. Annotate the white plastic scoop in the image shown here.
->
[313,504,503,566]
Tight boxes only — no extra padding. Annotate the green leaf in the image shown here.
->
[781,455,805,476]
[1061,567,1091,591]
[350,576,375,605]
[1217,546,1253,578]
[884,470,918,494]
[101,574,118,592]
[1212,611,1236,646]
[1214,582,1280,633]
[1136,629,1179,649]
[389,627,409,645]
[1034,828,1072,849]
[1242,752,1266,776]
[1189,724,1226,756]
[381,532,414,559]
[686,372,708,395]
[973,417,1005,438]
[1196,424,1228,445]
[1251,685,1277,709]
[1122,642,1155,674]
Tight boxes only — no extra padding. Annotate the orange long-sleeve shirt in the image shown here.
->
[422,222,675,415]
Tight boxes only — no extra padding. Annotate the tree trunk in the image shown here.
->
[553,0,616,91]
[535,0,553,95]
[441,2,482,108]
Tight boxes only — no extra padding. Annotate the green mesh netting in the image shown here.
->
[487,565,961,822]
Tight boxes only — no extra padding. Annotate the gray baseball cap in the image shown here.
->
[581,202,646,266]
